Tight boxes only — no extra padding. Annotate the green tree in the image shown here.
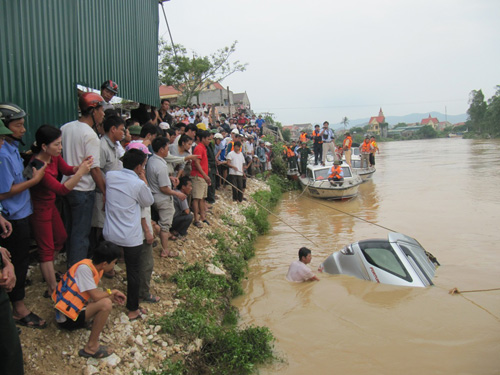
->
[350,126,364,134]
[394,122,407,129]
[282,128,291,142]
[467,89,487,133]
[417,125,438,139]
[158,40,247,105]
[341,116,349,129]
[484,85,500,135]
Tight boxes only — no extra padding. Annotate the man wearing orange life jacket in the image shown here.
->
[343,132,353,167]
[360,135,373,169]
[299,130,308,143]
[286,141,298,170]
[328,160,344,185]
[369,136,379,167]
[52,241,126,359]
[311,124,323,165]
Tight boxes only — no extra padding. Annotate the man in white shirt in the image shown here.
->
[103,149,153,320]
[286,247,320,282]
[226,141,246,203]
[61,92,106,266]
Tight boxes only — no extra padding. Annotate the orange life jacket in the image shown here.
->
[329,165,343,179]
[299,133,307,143]
[286,147,295,158]
[226,141,234,153]
[370,140,377,153]
[361,140,372,153]
[312,130,323,144]
[343,136,352,150]
[52,259,103,321]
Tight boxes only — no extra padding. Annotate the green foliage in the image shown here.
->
[198,326,275,375]
[282,128,291,142]
[142,358,186,375]
[416,125,438,139]
[158,40,247,105]
[466,86,500,137]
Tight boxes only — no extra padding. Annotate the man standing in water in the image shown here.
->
[286,247,320,282]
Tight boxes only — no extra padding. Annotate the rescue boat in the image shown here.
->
[298,158,362,200]
[347,146,376,182]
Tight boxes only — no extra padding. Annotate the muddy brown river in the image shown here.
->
[233,138,500,375]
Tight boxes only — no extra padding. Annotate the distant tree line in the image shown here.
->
[466,85,500,137]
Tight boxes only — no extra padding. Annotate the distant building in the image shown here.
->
[158,82,252,117]
[420,114,439,129]
[437,121,452,131]
[368,108,385,135]
[282,123,312,140]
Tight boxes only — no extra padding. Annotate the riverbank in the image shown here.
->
[19,177,278,375]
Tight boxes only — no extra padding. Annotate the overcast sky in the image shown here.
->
[158,0,500,126]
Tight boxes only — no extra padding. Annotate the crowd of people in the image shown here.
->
[282,122,380,180]
[0,80,278,371]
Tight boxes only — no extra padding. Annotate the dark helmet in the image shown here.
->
[79,92,105,112]
[0,103,27,124]
[101,80,118,94]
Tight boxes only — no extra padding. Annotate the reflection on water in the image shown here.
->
[233,138,500,375]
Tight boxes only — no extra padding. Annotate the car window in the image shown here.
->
[360,241,412,282]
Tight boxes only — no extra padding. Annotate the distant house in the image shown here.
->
[233,92,251,111]
[283,123,312,140]
[368,108,385,135]
[159,85,182,104]
[420,114,439,129]
[453,122,466,128]
[437,121,452,131]
[159,82,251,117]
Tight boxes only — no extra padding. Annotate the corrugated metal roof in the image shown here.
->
[0,0,159,148]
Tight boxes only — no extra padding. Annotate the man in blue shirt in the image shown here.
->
[0,103,47,329]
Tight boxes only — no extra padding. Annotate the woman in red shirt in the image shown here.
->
[30,125,93,295]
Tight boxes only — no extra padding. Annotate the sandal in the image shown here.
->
[168,234,178,241]
[129,307,148,321]
[78,345,113,359]
[160,249,179,258]
[193,221,203,228]
[202,219,210,225]
[140,294,160,303]
[15,312,47,329]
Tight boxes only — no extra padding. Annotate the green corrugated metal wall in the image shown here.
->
[0,0,159,148]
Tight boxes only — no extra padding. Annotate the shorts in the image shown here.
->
[57,309,86,331]
[153,194,175,232]
[191,175,208,200]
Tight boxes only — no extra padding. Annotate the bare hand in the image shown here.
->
[177,191,187,201]
[0,217,13,238]
[186,154,201,161]
[0,261,16,291]
[32,162,47,182]
[170,176,179,188]
[145,232,154,245]
[111,290,126,305]
[78,157,93,174]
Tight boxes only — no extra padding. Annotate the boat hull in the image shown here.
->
[299,177,360,200]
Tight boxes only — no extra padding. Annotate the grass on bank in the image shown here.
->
[146,175,286,375]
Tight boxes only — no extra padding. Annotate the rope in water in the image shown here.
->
[217,174,320,247]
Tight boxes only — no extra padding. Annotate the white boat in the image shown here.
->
[298,159,363,200]
[347,147,376,182]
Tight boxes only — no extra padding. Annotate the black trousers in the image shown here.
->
[0,217,30,303]
[171,213,193,236]
[207,169,217,203]
[230,175,244,202]
[0,289,24,374]
[313,143,322,164]
[122,244,143,312]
